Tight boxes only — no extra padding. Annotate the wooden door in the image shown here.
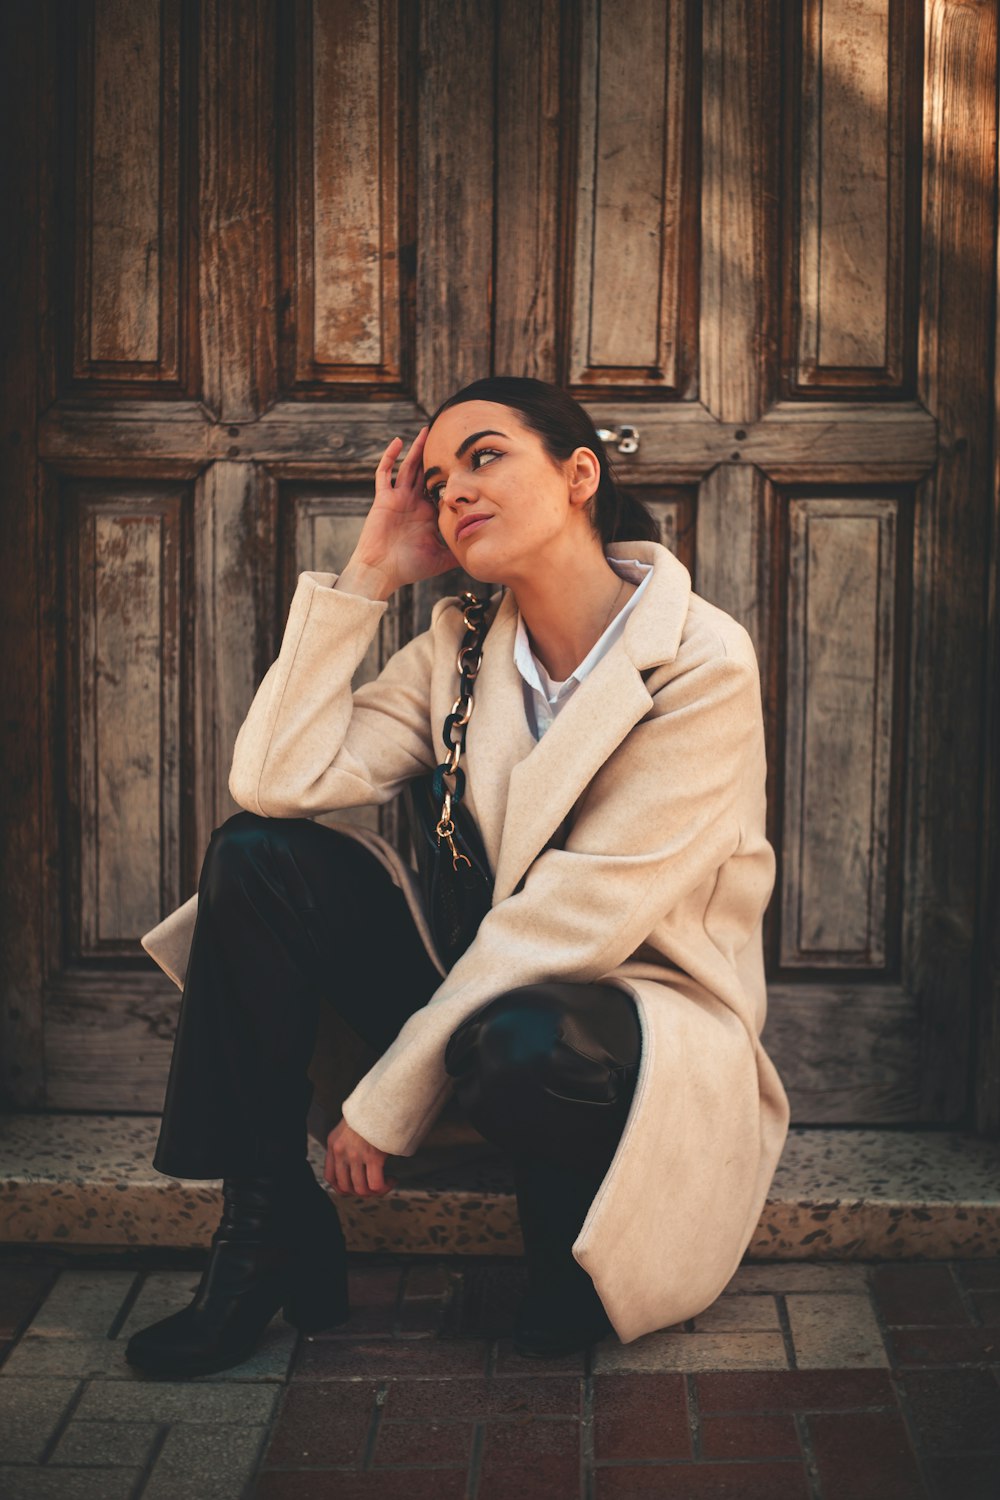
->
[2,0,997,1131]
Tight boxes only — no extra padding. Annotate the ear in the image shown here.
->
[566,446,601,509]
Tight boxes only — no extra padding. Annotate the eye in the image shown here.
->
[425,447,502,504]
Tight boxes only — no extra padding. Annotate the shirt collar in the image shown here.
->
[512,556,654,700]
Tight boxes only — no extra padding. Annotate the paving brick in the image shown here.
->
[49,1417,159,1467]
[396,1299,448,1335]
[870,1264,969,1326]
[373,1416,475,1467]
[953,1260,1000,1291]
[785,1293,889,1368]
[594,1461,811,1497]
[0,1469,141,1499]
[383,1375,582,1420]
[253,1472,469,1499]
[970,1290,1000,1326]
[887,1325,999,1366]
[924,1452,1000,1500]
[695,1369,896,1412]
[477,1416,579,1500]
[142,1421,269,1500]
[115,1269,202,1340]
[808,1409,925,1499]
[692,1297,781,1332]
[262,1381,378,1466]
[593,1330,788,1373]
[0,1377,79,1462]
[292,1333,488,1380]
[1,1337,129,1379]
[698,1412,801,1460]
[0,1266,59,1340]
[73,1378,279,1425]
[721,1264,868,1294]
[900,1367,1000,1452]
[493,1335,587,1374]
[439,1262,528,1340]
[592,1372,690,1460]
[26,1271,136,1339]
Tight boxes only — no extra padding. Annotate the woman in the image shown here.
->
[128,376,790,1379]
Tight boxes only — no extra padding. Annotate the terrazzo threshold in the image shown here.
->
[0,1113,998,1260]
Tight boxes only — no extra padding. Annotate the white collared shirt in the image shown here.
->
[513,555,654,740]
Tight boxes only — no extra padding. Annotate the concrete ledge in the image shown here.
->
[1,1114,999,1259]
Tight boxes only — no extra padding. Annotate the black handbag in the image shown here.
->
[403,589,495,970]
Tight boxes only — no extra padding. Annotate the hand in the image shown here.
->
[324,1117,399,1198]
[351,426,460,592]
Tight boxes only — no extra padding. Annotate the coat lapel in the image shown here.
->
[462,540,693,906]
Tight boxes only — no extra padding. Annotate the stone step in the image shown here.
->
[1,1113,998,1259]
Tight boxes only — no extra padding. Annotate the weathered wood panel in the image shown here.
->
[789,0,919,392]
[70,487,184,955]
[281,487,408,840]
[415,0,494,415]
[71,0,186,387]
[192,463,277,861]
[199,0,275,418]
[282,0,403,388]
[494,0,561,381]
[568,0,697,393]
[781,497,898,969]
[701,0,780,421]
[909,0,998,1124]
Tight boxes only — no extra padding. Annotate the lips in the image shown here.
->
[455,513,494,541]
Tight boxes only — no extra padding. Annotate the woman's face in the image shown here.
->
[422,400,600,583]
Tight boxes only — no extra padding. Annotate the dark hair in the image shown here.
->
[427,376,660,546]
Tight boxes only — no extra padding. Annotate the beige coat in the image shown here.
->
[140,538,790,1345]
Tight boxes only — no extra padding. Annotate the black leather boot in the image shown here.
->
[125,1158,350,1378]
[511,1154,614,1358]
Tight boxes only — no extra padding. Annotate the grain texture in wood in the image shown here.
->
[568,0,696,392]
[192,463,277,860]
[198,0,275,418]
[781,497,898,969]
[701,0,779,421]
[415,0,494,414]
[494,0,561,381]
[72,489,183,955]
[908,0,997,1123]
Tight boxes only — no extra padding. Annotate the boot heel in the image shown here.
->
[282,1244,350,1333]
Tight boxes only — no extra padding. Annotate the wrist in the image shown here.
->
[335,557,397,602]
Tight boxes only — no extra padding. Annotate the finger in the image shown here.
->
[324,1141,336,1190]
[396,426,429,487]
[333,1150,353,1197]
[365,1155,389,1196]
[348,1155,370,1197]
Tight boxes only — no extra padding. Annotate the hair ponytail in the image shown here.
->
[428,376,660,546]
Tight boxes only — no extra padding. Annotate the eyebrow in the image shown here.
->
[423,430,509,485]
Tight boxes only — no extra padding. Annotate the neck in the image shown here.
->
[506,537,637,682]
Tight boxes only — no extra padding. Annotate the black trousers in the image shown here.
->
[153,811,642,1186]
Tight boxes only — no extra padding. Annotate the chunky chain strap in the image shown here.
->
[431,590,490,870]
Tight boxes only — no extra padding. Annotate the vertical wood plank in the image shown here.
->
[76,497,182,951]
[199,0,276,419]
[192,462,277,859]
[494,0,561,381]
[781,498,897,968]
[701,0,779,422]
[0,0,46,1103]
[695,463,769,673]
[791,0,917,390]
[568,0,696,392]
[909,0,997,1121]
[71,0,187,387]
[415,0,495,414]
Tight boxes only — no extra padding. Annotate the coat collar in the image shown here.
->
[463,540,692,902]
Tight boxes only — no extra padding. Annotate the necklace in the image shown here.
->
[598,574,629,637]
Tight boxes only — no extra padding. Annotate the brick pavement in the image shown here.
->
[0,1254,997,1498]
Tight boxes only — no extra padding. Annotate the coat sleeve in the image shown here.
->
[228,570,444,819]
[340,630,768,1156]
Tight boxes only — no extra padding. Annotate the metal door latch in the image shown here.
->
[595,425,640,455]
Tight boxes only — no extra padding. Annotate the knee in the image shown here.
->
[199,810,283,900]
[444,985,563,1088]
